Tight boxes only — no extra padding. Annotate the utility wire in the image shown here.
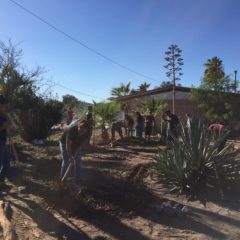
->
[55,83,106,101]
[8,0,160,83]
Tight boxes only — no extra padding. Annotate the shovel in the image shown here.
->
[61,162,75,182]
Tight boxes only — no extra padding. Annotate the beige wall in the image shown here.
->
[119,90,204,128]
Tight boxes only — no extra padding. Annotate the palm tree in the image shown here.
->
[139,98,166,116]
[139,82,150,92]
[93,101,120,140]
[204,57,225,89]
[111,82,131,98]
[204,57,225,80]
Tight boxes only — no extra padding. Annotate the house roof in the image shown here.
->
[115,85,191,101]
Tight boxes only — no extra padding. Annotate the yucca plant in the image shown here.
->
[155,119,231,193]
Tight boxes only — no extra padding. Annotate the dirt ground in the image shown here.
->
[1,130,240,240]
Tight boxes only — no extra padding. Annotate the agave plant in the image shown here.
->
[155,119,231,193]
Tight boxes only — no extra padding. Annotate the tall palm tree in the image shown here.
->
[204,57,225,86]
[111,82,131,97]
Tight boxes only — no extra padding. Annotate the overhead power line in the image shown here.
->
[8,0,160,83]
[55,83,106,101]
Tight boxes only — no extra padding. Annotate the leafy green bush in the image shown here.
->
[154,119,231,193]
[93,101,120,127]
[139,98,166,116]
[19,99,63,142]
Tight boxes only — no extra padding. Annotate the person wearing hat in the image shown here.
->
[0,96,11,187]
[59,119,91,182]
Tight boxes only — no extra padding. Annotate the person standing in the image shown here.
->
[125,114,134,137]
[135,112,144,139]
[67,107,74,125]
[0,96,11,188]
[162,110,179,142]
[59,119,90,182]
[145,112,155,141]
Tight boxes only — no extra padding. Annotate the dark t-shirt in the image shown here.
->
[146,115,155,127]
[86,111,93,121]
[168,114,179,131]
[60,126,88,153]
[111,121,124,131]
[0,114,7,142]
[137,115,144,125]
[126,116,134,127]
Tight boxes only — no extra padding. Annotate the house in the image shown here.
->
[115,85,204,123]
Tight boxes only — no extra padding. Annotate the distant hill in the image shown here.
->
[78,100,92,109]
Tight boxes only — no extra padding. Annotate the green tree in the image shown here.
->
[0,41,43,110]
[111,82,131,97]
[62,94,79,108]
[160,81,172,88]
[191,57,239,123]
[204,56,225,88]
[93,101,120,140]
[164,44,184,113]
[139,98,166,116]
[0,40,64,141]
[138,82,150,92]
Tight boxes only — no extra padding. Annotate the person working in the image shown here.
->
[59,119,91,182]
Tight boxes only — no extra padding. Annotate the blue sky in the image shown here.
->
[0,0,240,102]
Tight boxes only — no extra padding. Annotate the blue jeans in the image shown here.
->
[0,141,10,182]
[59,142,82,180]
[136,124,144,138]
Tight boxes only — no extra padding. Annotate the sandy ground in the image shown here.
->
[1,132,240,240]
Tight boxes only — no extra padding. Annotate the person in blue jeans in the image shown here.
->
[0,96,11,188]
[59,119,91,182]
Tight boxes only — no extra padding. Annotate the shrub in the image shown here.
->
[154,119,231,193]
[19,99,63,142]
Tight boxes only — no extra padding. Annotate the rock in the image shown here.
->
[18,186,27,193]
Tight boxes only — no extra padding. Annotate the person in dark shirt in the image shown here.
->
[0,96,11,187]
[59,119,91,182]
[145,112,155,141]
[135,112,144,139]
[125,114,134,137]
[162,110,179,142]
